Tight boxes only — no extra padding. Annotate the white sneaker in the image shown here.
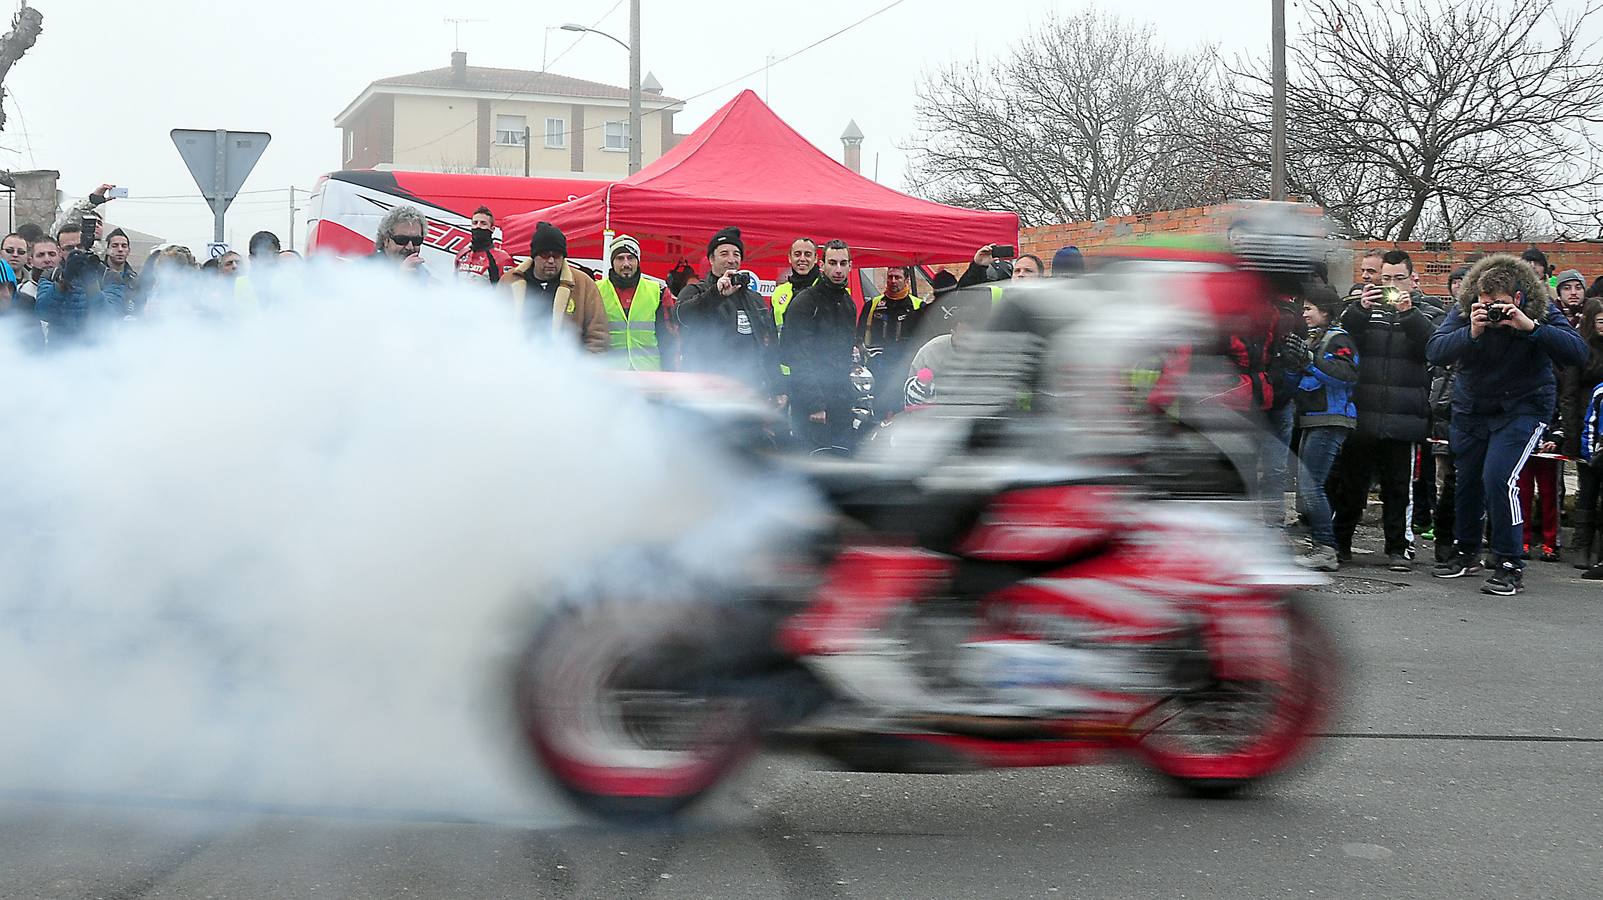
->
[1296,545,1340,572]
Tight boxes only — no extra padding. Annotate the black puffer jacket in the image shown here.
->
[781,278,859,416]
[1340,292,1435,441]
[1560,335,1603,458]
[677,273,781,397]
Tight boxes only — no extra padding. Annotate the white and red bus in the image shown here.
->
[304,170,609,276]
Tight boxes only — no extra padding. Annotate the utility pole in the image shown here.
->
[288,185,296,250]
[628,0,642,175]
[559,10,640,173]
[1271,0,1287,201]
[524,125,532,177]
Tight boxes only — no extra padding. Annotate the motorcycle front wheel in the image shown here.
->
[1131,597,1339,797]
[511,596,767,824]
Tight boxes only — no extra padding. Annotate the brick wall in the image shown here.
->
[1018,204,1603,293]
[1345,241,1603,296]
[1021,206,1237,262]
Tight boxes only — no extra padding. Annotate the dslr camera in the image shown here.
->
[60,248,107,287]
[1486,304,1512,323]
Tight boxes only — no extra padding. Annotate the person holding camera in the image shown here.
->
[676,226,783,403]
[957,244,1041,291]
[1332,249,1435,570]
[1427,254,1587,595]
[35,249,127,346]
[1293,285,1360,571]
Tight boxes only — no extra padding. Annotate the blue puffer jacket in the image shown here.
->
[36,277,126,345]
[1296,325,1360,428]
[1426,254,1587,420]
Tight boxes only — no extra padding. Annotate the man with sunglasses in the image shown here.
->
[0,232,27,313]
[373,205,429,276]
[502,220,609,353]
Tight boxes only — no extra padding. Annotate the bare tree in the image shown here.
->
[904,9,1255,227]
[1220,0,1603,240]
[0,5,44,132]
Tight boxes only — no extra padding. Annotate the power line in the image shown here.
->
[543,0,626,72]
[391,0,908,156]
[393,1,628,156]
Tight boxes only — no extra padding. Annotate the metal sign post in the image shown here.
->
[171,129,272,243]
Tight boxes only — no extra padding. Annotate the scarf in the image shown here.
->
[609,269,642,291]
[883,281,911,302]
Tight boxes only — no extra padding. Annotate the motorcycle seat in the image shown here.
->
[798,459,993,550]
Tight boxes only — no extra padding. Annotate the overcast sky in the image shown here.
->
[3,0,1280,250]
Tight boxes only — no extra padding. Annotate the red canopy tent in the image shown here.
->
[501,90,1018,273]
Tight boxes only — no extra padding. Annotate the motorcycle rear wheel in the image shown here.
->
[1133,598,1338,797]
[511,597,765,824]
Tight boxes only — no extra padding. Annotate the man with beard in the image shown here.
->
[502,221,609,353]
[782,240,859,451]
[599,234,676,371]
[857,264,925,417]
[1555,269,1587,326]
[455,206,515,285]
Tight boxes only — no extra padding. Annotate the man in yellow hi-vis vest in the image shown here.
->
[857,264,926,416]
[597,234,676,371]
[771,237,821,332]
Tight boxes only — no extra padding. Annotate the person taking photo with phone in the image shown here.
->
[1428,254,1587,595]
[1331,249,1435,571]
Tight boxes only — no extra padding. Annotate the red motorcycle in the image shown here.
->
[512,450,1339,823]
[516,217,1342,822]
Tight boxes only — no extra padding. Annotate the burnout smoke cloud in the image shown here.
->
[0,263,803,821]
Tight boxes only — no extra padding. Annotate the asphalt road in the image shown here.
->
[5,531,1601,900]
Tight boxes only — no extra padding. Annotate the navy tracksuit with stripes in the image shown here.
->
[1429,295,1587,566]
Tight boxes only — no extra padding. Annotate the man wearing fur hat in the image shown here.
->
[599,234,676,371]
[502,221,608,353]
[1428,254,1588,595]
[676,226,782,402]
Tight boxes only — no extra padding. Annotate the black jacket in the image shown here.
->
[781,277,859,415]
[677,273,781,396]
[1340,294,1435,441]
[1427,254,1587,425]
[1267,297,1309,411]
[1558,336,1603,457]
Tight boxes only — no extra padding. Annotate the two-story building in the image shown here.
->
[334,51,685,179]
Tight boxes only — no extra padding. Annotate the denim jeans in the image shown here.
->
[1298,426,1349,549]
[1258,403,1296,524]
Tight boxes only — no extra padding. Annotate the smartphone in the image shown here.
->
[992,244,1017,260]
[106,187,129,199]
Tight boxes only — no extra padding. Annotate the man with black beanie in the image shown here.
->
[784,240,860,451]
[676,226,783,402]
[502,221,608,352]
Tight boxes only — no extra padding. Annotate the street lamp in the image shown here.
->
[561,0,642,175]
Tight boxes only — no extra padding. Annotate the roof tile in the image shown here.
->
[371,66,680,103]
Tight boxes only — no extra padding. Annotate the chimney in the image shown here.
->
[841,119,864,175]
[451,51,467,84]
